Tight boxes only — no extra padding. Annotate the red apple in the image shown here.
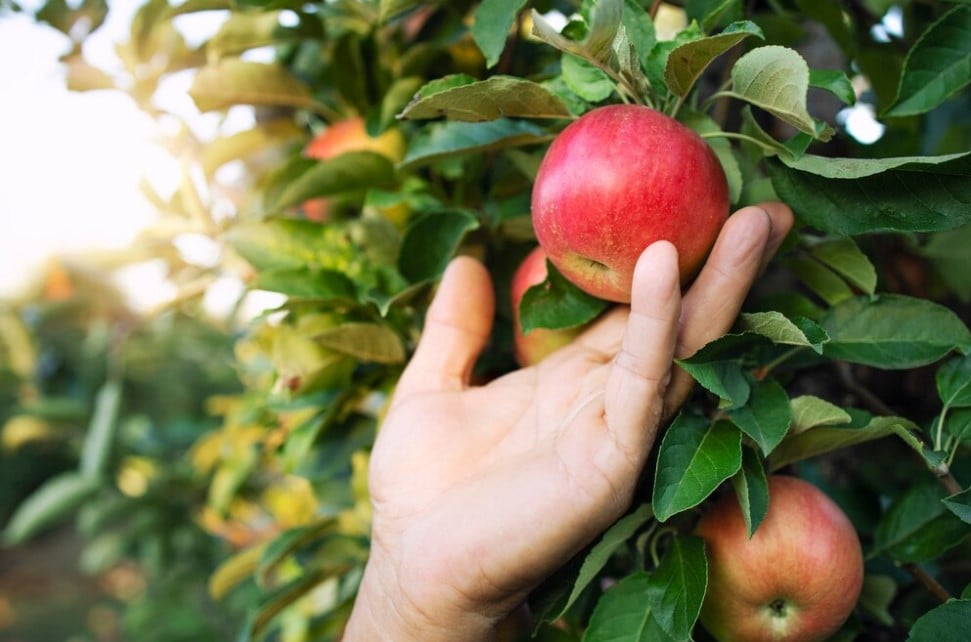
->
[531,104,729,302]
[695,475,864,642]
[302,117,405,221]
[511,247,582,366]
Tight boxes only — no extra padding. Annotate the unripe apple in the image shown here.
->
[695,475,864,642]
[302,117,406,221]
[531,104,729,302]
[511,247,583,366]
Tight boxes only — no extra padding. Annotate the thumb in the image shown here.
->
[394,256,495,399]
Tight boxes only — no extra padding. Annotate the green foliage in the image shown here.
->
[7,0,971,639]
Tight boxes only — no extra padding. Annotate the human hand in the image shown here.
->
[343,203,794,641]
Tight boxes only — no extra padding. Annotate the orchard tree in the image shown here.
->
[5,1,971,641]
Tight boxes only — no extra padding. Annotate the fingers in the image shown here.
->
[394,256,495,400]
[604,241,682,456]
[662,202,794,417]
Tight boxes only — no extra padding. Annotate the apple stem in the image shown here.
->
[648,0,663,20]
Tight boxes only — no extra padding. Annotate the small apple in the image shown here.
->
[511,247,583,366]
[531,104,729,302]
[302,117,406,221]
[695,475,864,642]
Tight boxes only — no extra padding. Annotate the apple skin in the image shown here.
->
[511,247,582,366]
[302,117,405,221]
[531,104,729,303]
[695,475,864,642]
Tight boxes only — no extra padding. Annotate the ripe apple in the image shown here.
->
[302,117,406,221]
[695,475,864,642]
[531,104,729,302]
[511,247,582,366]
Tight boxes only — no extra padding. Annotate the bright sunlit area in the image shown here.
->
[0,2,283,317]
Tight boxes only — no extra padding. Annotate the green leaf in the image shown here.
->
[314,323,405,365]
[398,210,480,283]
[679,110,742,204]
[943,488,971,525]
[859,575,897,628]
[520,261,609,333]
[731,448,769,537]
[472,0,527,68]
[562,54,615,102]
[207,10,307,59]
[809,237,877,295]
[686,0,743,32]
[725,45,824,138]
[400,75,573,121]
[768,415,909,471]
[584,0,624,62]
[645,535,708,640]
[653,416,743,522]
[739,311,828,353]
[937,354,971,408]
[557,504,654,620]
[821,295,971,369]
[378,0,422,22]
[767,153,971,235]
[664,21,763,98]
[809,68,856,105]
[273,152,397,210]
[254,268,357,302]
[907,600,971,642]
[79,379,122,478]
[677,360,750,408]
[727,377,791,456]
[226,219,359,272]
[945,408,971,443]
[785,256,854,306]
[3,472,102,545]
[886,6,971,117]
[582,572,674,642]
[189,59,316,112]
[873,482,971,563]
[201,120,302,177]
[789,395,852,433]
[921,223,971,303]
[402,119,550,168]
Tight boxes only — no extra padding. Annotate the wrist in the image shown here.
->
[343,554,499,642]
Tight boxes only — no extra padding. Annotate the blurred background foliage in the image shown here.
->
[1,0,970,640]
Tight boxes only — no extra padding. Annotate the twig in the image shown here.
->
[834,362,898,417]
[903,563,952,604]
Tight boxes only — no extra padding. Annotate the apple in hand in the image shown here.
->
[511,247,582,366]
[531,104,729,302]
[695,475,864,642]
[302,116,406,221]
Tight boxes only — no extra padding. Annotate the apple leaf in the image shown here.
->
[937,354,971,408]
[945,408,971,443]
[226,219,359,272]
[3,472,102,545]
[398,210,480,283]
[821,295,971,369]
[859,575,898,628]
[189,59,316,113]
[920,223,971,304]
[907,599,971,642]
[768,415,909,472]
[645,535,707,640]
[653,416,743,523]
[79,380,123,479]
[561,54,616,102]
[314,323,405,365]
[731,448,769,537]
[583,572,675,642]
[886,5,971,117]
[784,255,855,306]
[401,119,551,168]
[201,120,303,178]
[584,0,624,63]
[739,311,828,353]
[767,153,971,235]
[809,68,856,106]
[254,268,358,303]
[724,45,828,139]
[943,488,971,526]
[675,333,776,408]
[399,76,573,121]
[808,237,877,296]
[789,395,852,434]
[471,0,528,68]
[873,482,971,564]
[553,504,654,621]
[519,261,608,333]
[664,20,763,99]
[273,152,398,210]
[727,377,791,456]
[207,10,310,60]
